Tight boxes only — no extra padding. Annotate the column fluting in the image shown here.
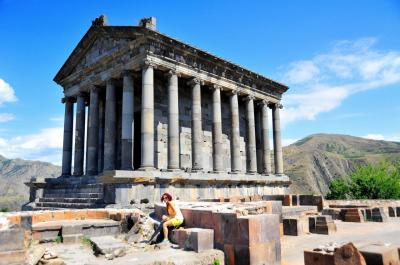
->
[87,87,100,175]
[261,100,272,175]
[212,85,224,172]
[104,79,117,171]
[230,90,242,173]
[167,70,180,170]
[121,71,134,170]
[189,78,203,171]
[61,97,74,176]
[246,95,257,174]
[272,102,284,175]
[140,60,155,170]
[73,93,86,176]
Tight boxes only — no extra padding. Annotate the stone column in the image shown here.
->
[261,100,272,175]
[272,103,284,175]
[230,90,241,173]
[98,97,105,172]
[73,93,86,176]
[140,60,155,170]
[61,97,74,176]
[104,79,117,171]
[87,87,100,175]
[188,78,203,171]
[167,70,180,171]
[246,95,257,174]
[212,85,224,172]
[121,71,134,170]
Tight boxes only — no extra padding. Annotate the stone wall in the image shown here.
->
[152,74,248,171]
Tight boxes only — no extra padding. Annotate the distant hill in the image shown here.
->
[0,155,60,211]
[284,134,400,195]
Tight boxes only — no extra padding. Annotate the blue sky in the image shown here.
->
[0,0,399,164]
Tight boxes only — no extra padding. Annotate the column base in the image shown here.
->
[246,171,257,175]
[191,168,203,173]
[229,170,241,174]
[138,167,156,171]
[212,170,225,174]
[167,168,181,172]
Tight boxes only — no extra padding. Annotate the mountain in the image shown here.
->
[0,155,61,211]
[284,134,400,195]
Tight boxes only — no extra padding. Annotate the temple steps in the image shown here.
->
[33,176,106,210]
[39,197,104,204]
[35,201,106,209]
[43,192,103,199]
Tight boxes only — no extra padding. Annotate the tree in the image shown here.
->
[326,161,400,200]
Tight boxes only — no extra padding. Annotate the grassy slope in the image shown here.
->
[284,134,400,195]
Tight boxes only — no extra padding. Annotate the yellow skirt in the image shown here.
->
[170,217,184,227]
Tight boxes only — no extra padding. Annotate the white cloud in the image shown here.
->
[282,138,299,147]
[0,127,63,165]
[0,78,17,106]
[362,134,385,141]
[0,113,15,122]
[280,38,400,127]
[362,134,400,142]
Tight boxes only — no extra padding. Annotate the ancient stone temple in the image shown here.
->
[28,16,290,209]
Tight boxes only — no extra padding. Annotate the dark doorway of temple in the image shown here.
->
[133,111,141,169]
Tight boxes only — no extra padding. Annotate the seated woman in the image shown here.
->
[160,192,184,244]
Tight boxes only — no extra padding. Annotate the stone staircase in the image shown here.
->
[35,176,106,209]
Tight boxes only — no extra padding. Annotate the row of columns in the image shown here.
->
[61,61,284,176]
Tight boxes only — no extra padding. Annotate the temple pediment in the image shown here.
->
[54,26,143,83]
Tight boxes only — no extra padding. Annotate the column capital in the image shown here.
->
[165,68,181,78]
[61,97,76,104]
[122,69,133,77]
[244,94,255,102]
[187,77,202,87]
[271,102,283,109]
[257,99,270,106]
[106,78,116,86]
[89,85,101,93]
[212,84,221,91]
[141,59,156,69]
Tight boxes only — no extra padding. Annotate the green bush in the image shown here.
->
[0,208,10,212]
[326,161,400,200]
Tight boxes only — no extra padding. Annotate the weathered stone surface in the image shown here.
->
[0,228,25,251]
[359,244,400,265]
[90,235,127,255]
[283,216,309,236]
[333,243,366,265]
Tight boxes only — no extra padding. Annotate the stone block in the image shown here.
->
[211,212,224,246]
[309,216,316,233]
[322,208,342,220]
[333,242,366,265]
[0,250,27,265]
[235,241,278,265]
[0,228,25,252]
[341,209,364,222]
[184,228,214,253]
[62,234,83,244]
[221,212,238,245]
[359,244,400,265]
[371,207,389,222]
[388,207,396,217]
[224,244,235,265]
[304,250,334,265]
[283,216,309,236]
[283,195,292,206]
[90,235,127,255]
[292,195,299,206]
